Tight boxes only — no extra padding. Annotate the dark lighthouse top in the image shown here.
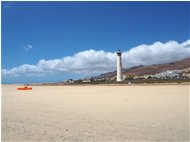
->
[116,50,122,56]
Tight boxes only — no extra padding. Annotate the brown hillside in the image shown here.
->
[96,58,190,78]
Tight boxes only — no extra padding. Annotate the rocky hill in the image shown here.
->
[96,57,190,79]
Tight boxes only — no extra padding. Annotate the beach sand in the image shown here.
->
[1,85,189,141]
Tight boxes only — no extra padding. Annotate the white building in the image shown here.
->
[152,70,182,79]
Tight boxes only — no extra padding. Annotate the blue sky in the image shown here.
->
[2,1,190,84]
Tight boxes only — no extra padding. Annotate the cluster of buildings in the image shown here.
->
[132,68,190,80]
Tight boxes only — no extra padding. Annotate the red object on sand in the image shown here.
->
[17,87,32,90]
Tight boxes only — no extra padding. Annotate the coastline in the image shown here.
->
[2,82,190,86]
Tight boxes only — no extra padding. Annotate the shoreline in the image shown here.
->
[1,82,190,86]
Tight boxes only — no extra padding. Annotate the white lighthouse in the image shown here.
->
[116,50,123,82]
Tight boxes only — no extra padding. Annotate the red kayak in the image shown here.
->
[17,87,32,90]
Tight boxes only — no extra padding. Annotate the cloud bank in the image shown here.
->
[2,39,190,78]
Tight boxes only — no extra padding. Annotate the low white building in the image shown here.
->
[181,73,190,79]
[82,78,91,83]
[152,70,182,79]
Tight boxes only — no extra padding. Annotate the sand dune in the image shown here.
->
[1,85,189,141]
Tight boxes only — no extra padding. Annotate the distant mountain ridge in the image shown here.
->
[96,57,190,79]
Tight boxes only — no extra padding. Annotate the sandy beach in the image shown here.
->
[1,84,189,141]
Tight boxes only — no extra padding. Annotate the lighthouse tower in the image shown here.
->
[116,50,123,82]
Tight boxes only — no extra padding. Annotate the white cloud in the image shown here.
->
[2,39,190,77]
[24,44,33,52]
